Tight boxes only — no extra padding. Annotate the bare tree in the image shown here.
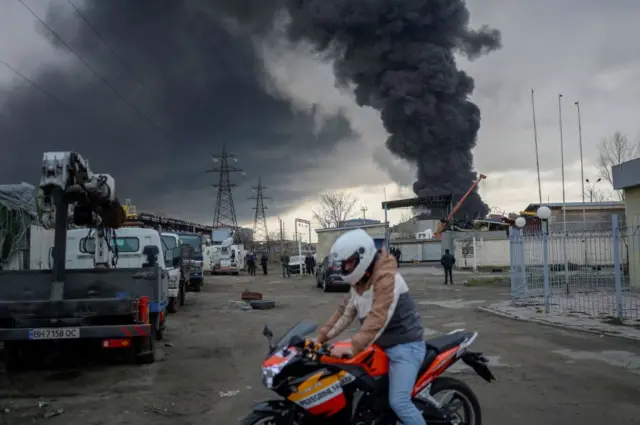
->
[596,131,640,200]
[312,192,357,229]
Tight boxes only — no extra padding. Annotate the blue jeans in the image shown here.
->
[385,341,427,425]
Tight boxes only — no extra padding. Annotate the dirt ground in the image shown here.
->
[1,266,640,425]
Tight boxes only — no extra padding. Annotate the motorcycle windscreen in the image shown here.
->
[272,320,317,352]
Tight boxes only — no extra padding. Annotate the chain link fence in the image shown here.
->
[510,215,640,321]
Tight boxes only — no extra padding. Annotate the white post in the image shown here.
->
[298,234,303,275]
[472,237,477,272]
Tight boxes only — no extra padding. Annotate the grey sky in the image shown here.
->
[1,0,639,226]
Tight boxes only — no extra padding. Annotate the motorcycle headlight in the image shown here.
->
[261,361,290,389]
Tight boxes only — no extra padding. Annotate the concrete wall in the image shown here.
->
[454,230,624,269]
[454,236,510,268]
[624,186,640,287]
[316,224,386,261]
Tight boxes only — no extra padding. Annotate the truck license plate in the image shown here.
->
[29,327,80,340]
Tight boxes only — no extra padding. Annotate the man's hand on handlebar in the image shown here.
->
[330,344,353,359]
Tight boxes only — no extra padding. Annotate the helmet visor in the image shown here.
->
[331,251,360,275]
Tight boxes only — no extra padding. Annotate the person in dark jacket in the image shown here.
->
[440,249,456,285]
[260,252,268,275]
[280,251,291,278]
[393,247,402,267]
[247,252,257,276]
[304,253,316,276]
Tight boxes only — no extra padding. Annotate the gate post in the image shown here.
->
[612,214,623,320]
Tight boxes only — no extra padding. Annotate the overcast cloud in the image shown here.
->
[1,0,639,231]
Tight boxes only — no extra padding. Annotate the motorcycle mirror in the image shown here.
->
[263,325,274,352]
[262,325,274,339]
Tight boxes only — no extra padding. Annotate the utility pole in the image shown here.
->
[360,206,368,224]
[249,177,270,253]
[207,143,244,243]
[278,217,284,254]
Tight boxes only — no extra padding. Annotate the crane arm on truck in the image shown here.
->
[434,174,487,239]
[37,151,126,270]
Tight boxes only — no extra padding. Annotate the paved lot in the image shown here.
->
[1,266,639,424]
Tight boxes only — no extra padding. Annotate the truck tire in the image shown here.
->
[232,271,239,276]
[135,324,156,364]
[249,300,276,310]
[168,297,178,314]
[193,279,202,292]
[154,313,164,341]
[179,284,186,306]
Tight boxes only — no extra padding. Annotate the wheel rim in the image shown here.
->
[431,389,475,425]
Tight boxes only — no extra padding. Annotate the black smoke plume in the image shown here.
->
[0,0,351,223]
[283,0,501,218]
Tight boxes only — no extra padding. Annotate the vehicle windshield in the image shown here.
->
[179,235,202,253]
[273,320,317,352]
[289,255,303,263]
[161,236,177,250]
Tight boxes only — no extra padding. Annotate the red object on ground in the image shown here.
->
[241,291,263,301]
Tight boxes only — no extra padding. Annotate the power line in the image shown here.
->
[17,0,162,131]
[65,0,156,100]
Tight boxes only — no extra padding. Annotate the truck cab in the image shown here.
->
[56,227,174,321]
[160,233,187,313]
[176,232,204,292]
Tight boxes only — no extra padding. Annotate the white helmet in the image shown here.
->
[329,229,377,285]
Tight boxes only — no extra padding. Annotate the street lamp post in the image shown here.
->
[537,206,552,313]
[575,101,586,229]
[558,94,569,288]
[585,178,602,202]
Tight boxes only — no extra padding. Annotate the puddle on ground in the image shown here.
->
[419,299,486,309]
[447,356,510,374]
[553,349,640,375]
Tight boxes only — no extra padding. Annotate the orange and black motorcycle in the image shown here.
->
[241,321,495,424]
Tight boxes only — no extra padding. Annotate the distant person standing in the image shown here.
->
[280,251,291,278]
[305,253,316,276]
[394,247,402,267]
[247,252,257,276]
[440,249,456,285]
[261,252,268,275]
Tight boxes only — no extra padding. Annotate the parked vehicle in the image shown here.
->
[176,232,204,292]
[288,255,305,275]
[315,255,349,292]
[0,151,170,369]
[161,233,189,313]
[241,321,495,424]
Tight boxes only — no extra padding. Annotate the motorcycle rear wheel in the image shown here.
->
[422,376,482,425]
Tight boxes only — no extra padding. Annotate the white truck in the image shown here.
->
[160,233,188,313]
[56,227,177,320]
[209,237,246,275]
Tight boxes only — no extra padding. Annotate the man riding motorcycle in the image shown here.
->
[314,229,427,425]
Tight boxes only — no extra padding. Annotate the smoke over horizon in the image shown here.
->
[0,0,499,222]
[284,0,501,218]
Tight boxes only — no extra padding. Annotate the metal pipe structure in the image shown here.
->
[531,89,542,204]
[558,94,569,291]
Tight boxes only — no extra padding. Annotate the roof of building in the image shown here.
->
[339,218,381,226]
[523,201,624,212]
[316,222,387,233]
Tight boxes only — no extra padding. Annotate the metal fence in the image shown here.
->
[510,215,640,321]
